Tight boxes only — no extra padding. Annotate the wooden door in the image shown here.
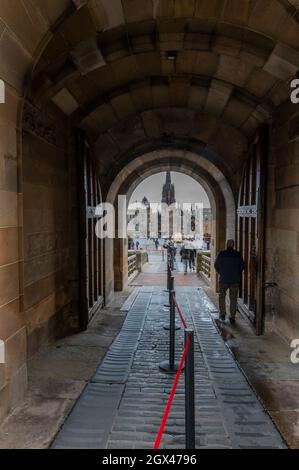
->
[237,125,268,335]
[78,131,104,330]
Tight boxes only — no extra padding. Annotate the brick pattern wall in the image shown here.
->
[0,0,72,426]
[266,100,299,341]
[22,103,78,356]
[0,85,26,422]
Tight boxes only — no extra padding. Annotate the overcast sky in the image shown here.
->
[129,172,211,208]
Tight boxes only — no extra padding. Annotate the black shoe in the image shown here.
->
[229,317,236,325]
[219,314,226,321]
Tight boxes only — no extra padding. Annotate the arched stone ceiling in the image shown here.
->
[20,0,297,112]
[3,1,298,197]
[2,1,299,101]
[27,0,299,106]
[91,111,247,191]
[23,2,298,160]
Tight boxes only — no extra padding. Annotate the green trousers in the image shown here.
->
[219,283,239,318]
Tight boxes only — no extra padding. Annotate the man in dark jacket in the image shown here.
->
[180,245,190,274]
[214,240,245,324]
[164,239,176,270]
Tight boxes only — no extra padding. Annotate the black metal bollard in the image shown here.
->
[167,262,172,290]
[164,275,174,309]
[185,330,195,449]
[163,277,180,330]
[169,290,175,368]
[159,289,179,374]
[169,276,174,299]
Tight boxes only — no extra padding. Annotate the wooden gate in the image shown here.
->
[77,132,104,330]
[237,125,268,335]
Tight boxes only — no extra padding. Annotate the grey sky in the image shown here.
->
[129,172,211,208]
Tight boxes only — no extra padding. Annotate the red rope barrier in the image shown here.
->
[174,298,187,330]
[153,336,191,449]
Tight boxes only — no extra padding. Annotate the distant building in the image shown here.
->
[128,173,212,244]
[142,196,151,239]
[161,172,176,206]
[161,172,176,237]
[203,208,212,249]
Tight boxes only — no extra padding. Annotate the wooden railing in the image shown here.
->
[128,252,138,280]
[201,255,211,280]
[197,251,211,282]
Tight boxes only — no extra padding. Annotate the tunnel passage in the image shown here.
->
[1,0,299,426]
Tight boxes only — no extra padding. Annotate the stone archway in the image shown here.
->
[104,148,236,297]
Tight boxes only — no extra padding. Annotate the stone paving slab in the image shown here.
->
[51,291,151,449]
[51,383,124,449]
[120,287,141,312]
[52,286,286,450]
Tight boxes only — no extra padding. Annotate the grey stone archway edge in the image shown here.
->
[101,137,240,201]
[103,144,236,297]
[105,146,236,241]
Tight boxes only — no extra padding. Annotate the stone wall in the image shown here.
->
[265,100,299,341]
[0,0,75,426]
[0,85,26,422]
[22,102,79,356]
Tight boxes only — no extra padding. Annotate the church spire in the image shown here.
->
[161,171,176,206]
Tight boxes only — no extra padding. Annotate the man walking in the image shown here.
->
[164,239,176,270]
[180,244,190,275]
[214,240,245,324]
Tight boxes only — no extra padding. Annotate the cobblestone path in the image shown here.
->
[52,285,285,450]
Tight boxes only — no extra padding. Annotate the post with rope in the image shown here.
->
[159,287,179,373]
[164,276,180,331]
[169,276,174,307]
[163,274,173,312]
[184,329,195,449]
[155,299,196,449]
[167,249,172,291]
